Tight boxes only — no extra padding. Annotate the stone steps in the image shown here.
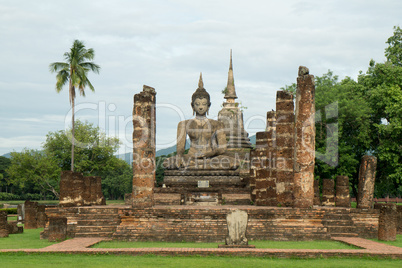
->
[75,232,114,238]
[330,232,359,238]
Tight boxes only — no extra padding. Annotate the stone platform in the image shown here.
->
[42,205,380,242]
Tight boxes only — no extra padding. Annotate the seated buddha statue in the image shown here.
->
[163,74,239,170]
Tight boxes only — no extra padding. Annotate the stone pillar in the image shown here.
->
[251,111,277,206]
[36,205,47,228]
[84,176,106,206]
[376,203,397,241]
[336,176,350,207]
[275,91,294,207]
[0,211,8,238]
[47,217,68,242]
[293,66,315,208]
[322,179,335,206]
[24,200,38,229]
[132,85,156,208]
[313,179,321,206]
[357,155,377,209]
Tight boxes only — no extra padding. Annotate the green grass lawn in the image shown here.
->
[370,235,402,248]
[0,253,401,268]
[0,228,56,249]
[93,240,358,249]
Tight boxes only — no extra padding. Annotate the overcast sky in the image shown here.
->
[0,0,400,156]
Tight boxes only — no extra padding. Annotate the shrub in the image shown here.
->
[0,208,18,214]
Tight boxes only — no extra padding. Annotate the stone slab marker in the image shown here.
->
[293,66,315,208]
[0,211,8,238]
[336,175,350,207]
[275,91,295,207]
[322,179,335,206]
[132,85,156,208]
[357,155,377,209]
[375,203,397,241]
[225,210,249,245]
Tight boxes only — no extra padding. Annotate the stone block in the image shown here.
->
[376,203,397,241]
[46,217,68,242]
[336,176,350,207]
[0,211,8,238]
[313,179,321,206]
[24,200,38,229]
[322,179,335,206]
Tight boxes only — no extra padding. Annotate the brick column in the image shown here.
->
[357,155,377,209]
[0,211,8,238]
[24,200,38,229]
[275,91,294,207]
[376,203,397,241]
[59,171,84,207]
[132,85,156,208]
[36,205,47,228]
[313,179,321,206]
[335,175,350,207]
[293,66,315,208]
[322,179,335,206]
[397,206,402,234]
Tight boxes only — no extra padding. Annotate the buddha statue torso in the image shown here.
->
[163,74,239,170]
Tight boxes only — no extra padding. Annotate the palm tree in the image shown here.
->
[49,40,100,171]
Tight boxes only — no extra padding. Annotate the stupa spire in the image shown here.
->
[224,49,238,100]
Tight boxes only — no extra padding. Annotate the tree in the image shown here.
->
[6,121,132,199]
[49,40,100,171]
[6,150,61,198]
[0,156,11,192]
[43,120,120,175]
[385,26,402,67]
[358,60,402,197]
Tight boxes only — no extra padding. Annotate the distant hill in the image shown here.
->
[117,134,256,165]
[1,153,11,158]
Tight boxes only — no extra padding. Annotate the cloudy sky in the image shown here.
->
[0,0,400,156]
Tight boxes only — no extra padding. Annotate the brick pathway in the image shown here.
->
[1,237,401,258]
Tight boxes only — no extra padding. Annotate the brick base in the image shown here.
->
[43,205,379,242]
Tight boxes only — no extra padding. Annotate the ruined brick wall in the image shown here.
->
[293,66,315,208]
[132,85,156,208]
[375,203,397,241]
[357,155,377,209]
[0,211,8,237]
[322,179,335,207]
[336,176,350,207]
[24,200,38,229]
[275,91,294,206]
[250,111,276,205]
[313,179,321,206]
[59,171,105,207]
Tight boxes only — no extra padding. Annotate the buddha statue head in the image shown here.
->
[191,73,211,116]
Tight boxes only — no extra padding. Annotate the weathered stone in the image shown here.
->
[313,179,321,206]
[357,155,377,209]
[24,200,38,229]
[132,85,156,208]
[225,210,248,245]
[46,217,68,242]
[336,176,350,208]
[322,179,335,206]
[0,211,8,238]
[293,66,315,208]
[36,205,47,228]
[59,171,106,207]
[376,203,397,241]
[397,206,402,234]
